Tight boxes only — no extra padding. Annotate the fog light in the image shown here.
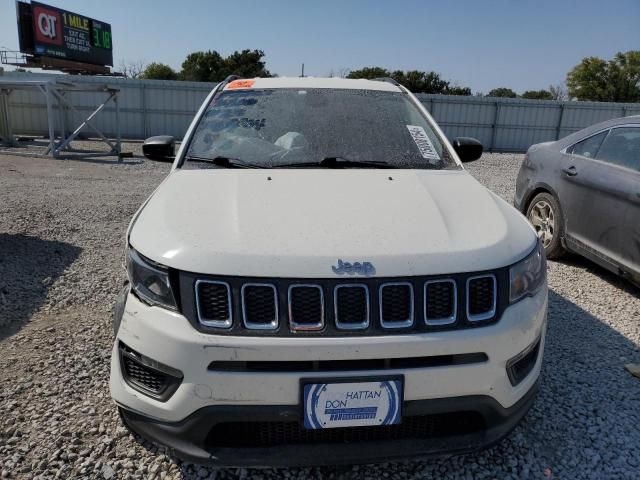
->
[506,336,541,386]
[119,342,183,401]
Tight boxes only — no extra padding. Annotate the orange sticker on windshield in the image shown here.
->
[226,79,255,89]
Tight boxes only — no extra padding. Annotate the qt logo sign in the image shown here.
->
[33,6,62,45]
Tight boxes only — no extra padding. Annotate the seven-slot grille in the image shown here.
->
[194,274,498,334]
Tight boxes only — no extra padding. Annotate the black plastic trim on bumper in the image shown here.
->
[119,380,539,468]
[119,342,183,402]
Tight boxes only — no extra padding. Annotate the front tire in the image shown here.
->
[526,192,565,259]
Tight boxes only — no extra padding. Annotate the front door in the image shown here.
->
[561,126,640,274]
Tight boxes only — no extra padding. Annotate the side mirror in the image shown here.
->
[452,137,483,162]
[142,135,175,161]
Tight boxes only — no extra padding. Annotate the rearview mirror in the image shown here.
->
[143,136,175,162]
[452,137,483,162]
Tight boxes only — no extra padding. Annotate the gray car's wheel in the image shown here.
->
[527,192,565,259]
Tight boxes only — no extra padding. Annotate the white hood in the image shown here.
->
[129,169,536,277]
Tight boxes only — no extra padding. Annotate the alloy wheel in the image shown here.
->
[529,200,555,247]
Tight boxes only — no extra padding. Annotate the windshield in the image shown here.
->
[182,88,458,170]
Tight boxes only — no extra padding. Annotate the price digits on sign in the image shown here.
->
[92,27,111,49]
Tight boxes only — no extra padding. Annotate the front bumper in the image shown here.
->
[111,286,547,466]
[120,380,538,467]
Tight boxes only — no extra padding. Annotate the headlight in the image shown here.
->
[126,247,177,310]
[509,241,546,303]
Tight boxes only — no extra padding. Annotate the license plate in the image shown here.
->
[303,379,402,429]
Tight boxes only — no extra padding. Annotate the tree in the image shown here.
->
[180,51,225,82]
[609,51,640,102]
[446,85,472,96]
[223,49,271,78]
[119,60,145,79]
[521,89,554,100]
[346,66,390,80]
[394,70,450,93]
[566,57,610,101]
[338,67,351,78]
[486,87,517,98]
[139,62,178,80]
[327,67,351,78]
[549,84,567,101]
[347,66,471,95]
[566,51,640,102]
[180,49,271,82]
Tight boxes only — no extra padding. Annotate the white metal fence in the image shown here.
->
[419,94,640,152]
[2,71,640,153]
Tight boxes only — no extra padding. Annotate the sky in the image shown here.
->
[1,0,638,93]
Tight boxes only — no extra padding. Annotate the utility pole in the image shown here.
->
[301,63,304,78]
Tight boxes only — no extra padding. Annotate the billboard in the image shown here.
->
[16,1,113,67]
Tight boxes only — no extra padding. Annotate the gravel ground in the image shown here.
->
[0,147,639,479]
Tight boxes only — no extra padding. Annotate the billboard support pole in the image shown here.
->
[0,88,14,145]
[114,92,121,161]
[40,83,57,157]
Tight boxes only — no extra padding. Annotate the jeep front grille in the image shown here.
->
[190,271,503,336]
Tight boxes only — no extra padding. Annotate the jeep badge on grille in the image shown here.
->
[332,259,376,276]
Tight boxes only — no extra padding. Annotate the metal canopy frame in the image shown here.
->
[0,79,121,160]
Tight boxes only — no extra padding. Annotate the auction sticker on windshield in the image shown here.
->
[225,79,255,90]
[407,125,440,161]
[303,379,402,429]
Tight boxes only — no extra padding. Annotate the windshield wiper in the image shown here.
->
[274,157,395,169]
[184,155,263,169]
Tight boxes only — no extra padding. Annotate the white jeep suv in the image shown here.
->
[110,76,547,467]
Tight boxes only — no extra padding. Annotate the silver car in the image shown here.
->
[515,116,640,283]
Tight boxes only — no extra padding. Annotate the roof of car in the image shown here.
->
[223,76,403,92]
[555,114,640,149]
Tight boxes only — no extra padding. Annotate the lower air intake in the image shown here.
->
[205,411,485,448]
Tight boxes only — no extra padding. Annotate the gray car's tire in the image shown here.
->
[526,192,565,259]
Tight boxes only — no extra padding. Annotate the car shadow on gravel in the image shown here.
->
[0,233,81,340]
[553,253,640,298]
[504,288,640,477]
